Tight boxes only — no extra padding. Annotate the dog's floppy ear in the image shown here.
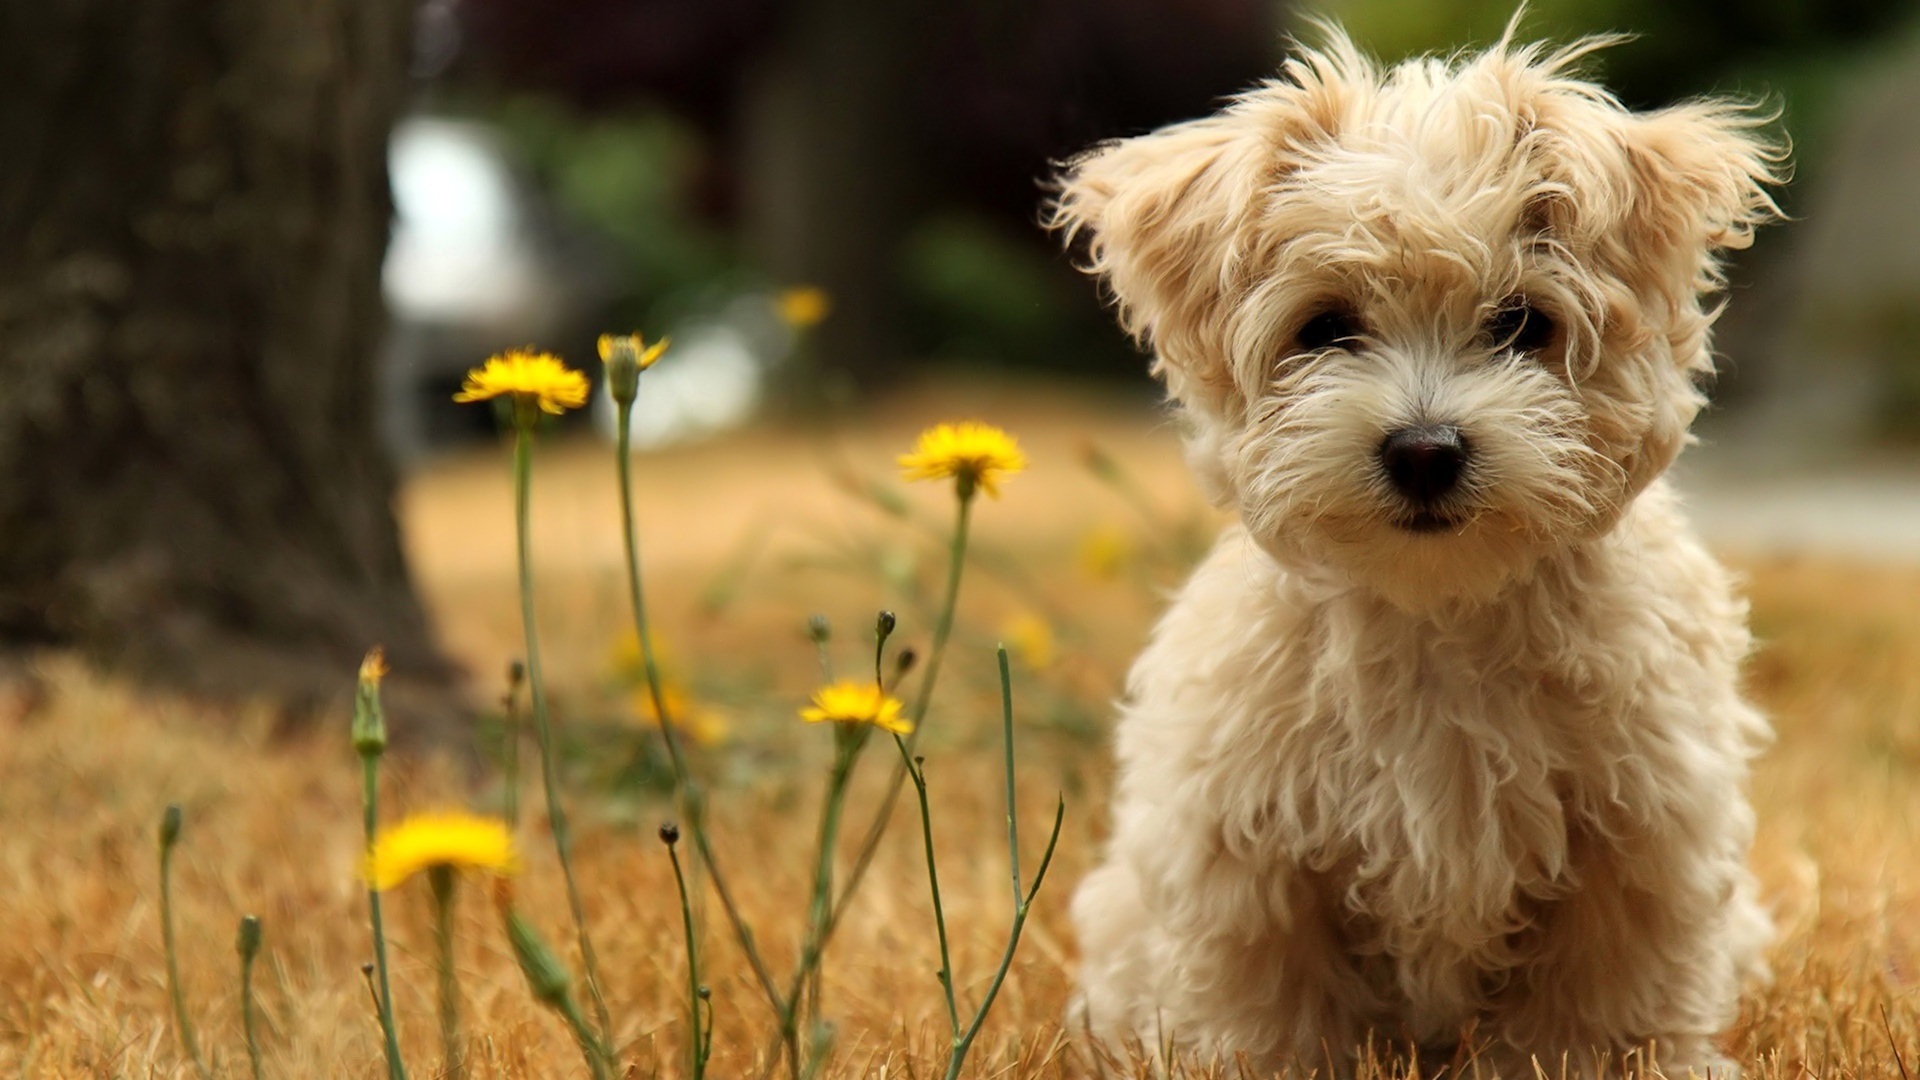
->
[1563,98,1785,499]
[1615,100,1786,292]
[1049,117,1267,402]
[1049,40,1361,406]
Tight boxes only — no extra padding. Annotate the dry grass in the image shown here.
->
[1,378,1916,1078]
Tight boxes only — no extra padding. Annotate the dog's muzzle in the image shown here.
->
[1380,424,1468,532]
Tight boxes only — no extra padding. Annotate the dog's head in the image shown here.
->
[1052,26,1783,610]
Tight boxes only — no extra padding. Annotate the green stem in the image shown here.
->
[512,421,615,1049]
[430,868,464,1080]
[823,490,977,945]
[945,797,1065,1080]
[502,663,525,829]
[237,915,264,1080]
[908,490,974,737]
[158,807,213,1080]
[360,759,408,1080]
[778,740,861,1079]
[555,992,614,1080]
[614,408,691,782]
[940,655,1065,1080]
[613,400,784,1020]
[666,837,707,1080]
[997,648,1022,909]
[897,737,960,1037]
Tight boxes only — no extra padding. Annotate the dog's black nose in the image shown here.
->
[1380,425,1468,503]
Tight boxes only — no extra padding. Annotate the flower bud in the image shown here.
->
[505,909,573,1008]
[159,803,183,849]
[658,822,681,846]
[807,614,831,644]
[875,610,897,642]
[597,333,669,407]
[237,915,263,961]
[352,647,389,756]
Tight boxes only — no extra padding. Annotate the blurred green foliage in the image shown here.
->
[493,97,740,329]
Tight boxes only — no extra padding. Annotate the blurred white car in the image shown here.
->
[380,116,606,456]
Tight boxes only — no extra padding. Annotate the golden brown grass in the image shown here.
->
[1,379,1916,1078]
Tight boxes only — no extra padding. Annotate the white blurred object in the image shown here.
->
[596,292,799,448]
[379,116,604,458]
[385,118,558,330]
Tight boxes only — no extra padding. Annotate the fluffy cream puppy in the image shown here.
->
[1051,24,1783,1078]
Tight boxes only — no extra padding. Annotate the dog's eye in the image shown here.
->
[1295,309,1362,353]
[1485,301,1554,354]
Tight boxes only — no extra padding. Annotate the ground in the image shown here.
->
[1,377,1916,1078]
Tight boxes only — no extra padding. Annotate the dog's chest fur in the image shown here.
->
[1122,496,1751,1037]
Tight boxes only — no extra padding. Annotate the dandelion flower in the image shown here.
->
[898,421,1026,498]
[800,680,911,736]
[1077,524,1135,582]
[364,812,520,892]
[776,286,831,329]
[635,685,729,747]
[359,646,388,686]
[1001,612,1056,670]
[453,350,590,415]
[596,333,670,371]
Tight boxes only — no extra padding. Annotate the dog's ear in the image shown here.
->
[1049,39,1363,407]
[1616,100,1786,290]
[1048,117,1268,404]
[1551,98,1785,500]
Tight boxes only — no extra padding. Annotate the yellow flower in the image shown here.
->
[453,350,590,414]
[596,333,670,370]
[1077,524,1135,582]
[800,680,911,735]
[635,685,729,747]
[776,286,831,329]
[898,421,1027,499]
[363,812,521,892]
[1001,612,1056,670]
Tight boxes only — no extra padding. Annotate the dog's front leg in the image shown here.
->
[1073,808,1375,1075]
[1481,827,1764,1079]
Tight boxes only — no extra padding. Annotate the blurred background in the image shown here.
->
[4,0,1920,715]
[387,0,1920,453]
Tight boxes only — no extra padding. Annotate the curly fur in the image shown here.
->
[1052,21,1784,1078]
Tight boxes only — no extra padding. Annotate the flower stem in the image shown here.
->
[776,738,862,1078]
[945,796,1064,1080]
[504,905,613,1080]
[430,867,464,1080]
[897,739,961,1037]
[908,490,974,735]
[612,399,784,1023]
[158,805,213,1080]
[943,652,1066,1080]
[556,992,614,1080]
[512,421,615,1050]
[997,648,1022,908]
[502,661,526,829]
[613,408,690,783]
[360,758,409,1080]
[237,915,265,1080]
[825,489,977,944]
[664,828,707,1080]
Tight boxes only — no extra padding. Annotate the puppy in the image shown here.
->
[1052,23,1782,1078]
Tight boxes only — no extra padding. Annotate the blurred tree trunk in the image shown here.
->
[739,0,927,400]
[0,0,462,733]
